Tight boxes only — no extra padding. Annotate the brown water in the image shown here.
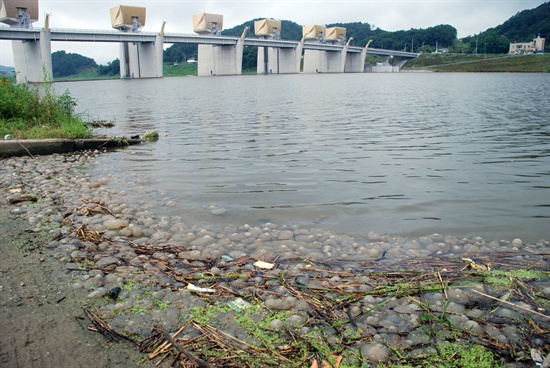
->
[56,72,550,243]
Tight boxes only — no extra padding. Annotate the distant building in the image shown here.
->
[509,35,545,54]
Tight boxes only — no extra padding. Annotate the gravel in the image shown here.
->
[1,150,549,366]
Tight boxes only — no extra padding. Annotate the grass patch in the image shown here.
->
[0,76,92,139]
[390,342,501,368]
[162,62,198,77]
[53,67,119,82]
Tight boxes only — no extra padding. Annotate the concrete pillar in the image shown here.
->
[12,14,52,83]
[119,42,130,78]
[325,51,340,72]
[304,49,344,73]
[257,47,300,74]
[119,39,164,79]
[118,22,165,79]
[197,44,236,76]
[303,49,323,73]
[197,27,248,76]
[343,53,364,73]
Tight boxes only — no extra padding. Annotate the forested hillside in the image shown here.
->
[52,51,97,78]
[462,1,549,53]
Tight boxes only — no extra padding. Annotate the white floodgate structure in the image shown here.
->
[302,25,371,73]
[110,5,164,79]
[255,19,302,75]
[194,13,248,76]
[0,0,51,83]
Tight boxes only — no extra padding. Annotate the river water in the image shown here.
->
[55,73,550,244]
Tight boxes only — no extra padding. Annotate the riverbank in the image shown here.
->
[1,150,549,367]
[402,53,550,73]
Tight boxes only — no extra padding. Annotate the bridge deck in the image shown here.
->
[0,27,419,58]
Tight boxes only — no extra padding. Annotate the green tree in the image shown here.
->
[98,59,120,75]
[163,43,198,63]
[481,31,510,53]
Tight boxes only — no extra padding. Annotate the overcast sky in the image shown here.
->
[0,0,547,66]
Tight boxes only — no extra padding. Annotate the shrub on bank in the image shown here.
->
[0,76,92,139]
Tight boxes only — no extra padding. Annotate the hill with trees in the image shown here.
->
[51,51,97,78]
[462,1,549,54]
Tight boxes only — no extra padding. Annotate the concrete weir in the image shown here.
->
[1,4,418,81]
[0,138,144,158]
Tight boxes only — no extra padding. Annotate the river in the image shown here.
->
[55,72,550,243]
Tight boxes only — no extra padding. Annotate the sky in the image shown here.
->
[0,0,547,66]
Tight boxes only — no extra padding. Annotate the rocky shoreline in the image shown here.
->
[1,150,549,367]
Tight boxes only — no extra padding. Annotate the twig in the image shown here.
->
[437,271,448,300]
[83,307,137,343]
[17,141,34,158]
[471,290,550,320]
[148,324,189,359]
[160,325,215,368]
[80,198,117,217]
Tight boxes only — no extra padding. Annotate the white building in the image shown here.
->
[509,35,546,54]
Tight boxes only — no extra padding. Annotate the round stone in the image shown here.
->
[360,343,390,364]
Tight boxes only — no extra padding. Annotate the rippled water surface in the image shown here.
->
[57,73,550,242]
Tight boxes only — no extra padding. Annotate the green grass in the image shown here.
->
[161,62,197,77]
[54,68,119,82]
[0,76,92,139]
[403,53,550,72]
[388,343,501,368]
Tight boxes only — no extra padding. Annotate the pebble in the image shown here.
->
[361,343,390,364]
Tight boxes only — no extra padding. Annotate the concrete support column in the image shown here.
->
[119,42,130,78]
[303,49,323,73]
[154,34,164,78]
[39,29,52,80]
[198,26,248,76]
[118,22,165,79]
[119,40,162,79]
[12,14,53,83]
[257,47,300,74]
